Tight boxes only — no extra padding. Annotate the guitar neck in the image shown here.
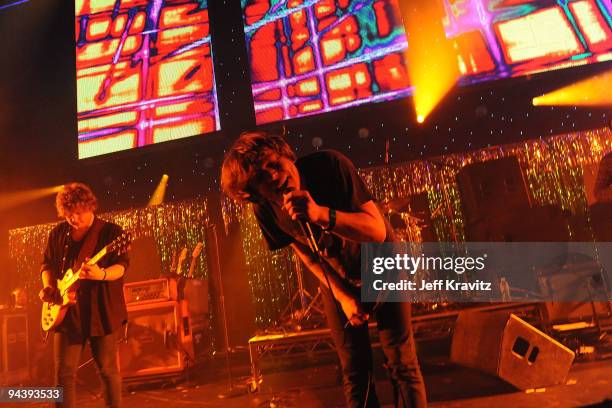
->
[88,247,108,266]
[63,246,108,288]
[187,244,203,278]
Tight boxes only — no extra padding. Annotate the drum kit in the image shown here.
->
[380,196,454,314]
[380,197,425,243]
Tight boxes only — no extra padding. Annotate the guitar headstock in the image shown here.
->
[187,242,204,278]
[192,242,203,258]
[177,247,188,263]
[107,232,132,255]
[176,247,188,275]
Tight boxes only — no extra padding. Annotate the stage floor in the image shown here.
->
[20,343,612,408]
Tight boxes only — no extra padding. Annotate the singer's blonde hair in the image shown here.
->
[221,131,296,202]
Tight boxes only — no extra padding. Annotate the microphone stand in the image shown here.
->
[209,224,248,399]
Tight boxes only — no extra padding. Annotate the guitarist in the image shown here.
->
[38,183,129,408]
[221,132,427,408]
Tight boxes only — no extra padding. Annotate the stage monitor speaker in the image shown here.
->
[457,156,531,223]
[119,301,185,379]
[0,312,29,385]
[450,311,575,390]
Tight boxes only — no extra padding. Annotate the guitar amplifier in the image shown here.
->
[0,312,29,385]
[123,278,178,306]
[119,301,191,379]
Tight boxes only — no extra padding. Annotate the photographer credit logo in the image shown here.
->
[370,252,491,292]
[361,242,612,303]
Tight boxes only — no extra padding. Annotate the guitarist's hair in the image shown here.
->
[56,182,98,217]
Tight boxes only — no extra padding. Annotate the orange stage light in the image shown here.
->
[401,1,460,124]
[533,69,612,107]
[0,185,62,212]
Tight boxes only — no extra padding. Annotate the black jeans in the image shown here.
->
[321,287,427,408]
[54,331,121,408]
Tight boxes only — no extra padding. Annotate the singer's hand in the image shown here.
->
[339,294,369,327]
[282,190,324,224]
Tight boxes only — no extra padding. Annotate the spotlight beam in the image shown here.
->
[400,0,460,124]
[533,70,612,107]
[0,185,62,212]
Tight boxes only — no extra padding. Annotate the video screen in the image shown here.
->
[75,0,220,159]
[241,0,612,125]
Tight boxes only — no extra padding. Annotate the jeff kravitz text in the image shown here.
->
[372,279,492,291]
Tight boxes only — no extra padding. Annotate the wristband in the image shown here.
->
[324,208,336,231]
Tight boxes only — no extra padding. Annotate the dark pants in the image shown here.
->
[54,331,121,408]
[321,287,427,408]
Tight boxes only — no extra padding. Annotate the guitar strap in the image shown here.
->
[73,217,105,269]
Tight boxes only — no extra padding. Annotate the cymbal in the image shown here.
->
[387,210,425,227]
[381,197,411,213]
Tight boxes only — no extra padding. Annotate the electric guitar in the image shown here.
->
[41,232,132,332]
[187,242,203,278]
[175,247,188,275]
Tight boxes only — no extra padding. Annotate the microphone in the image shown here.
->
[284,186,320,255]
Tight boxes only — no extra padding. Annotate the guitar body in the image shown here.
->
[41,302,68,332]
[41,268,79,332]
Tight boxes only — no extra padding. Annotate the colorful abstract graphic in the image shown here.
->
[242,0,411,124]
[76,0,219,159]
[446,0,612,83]
[241,0,612,125]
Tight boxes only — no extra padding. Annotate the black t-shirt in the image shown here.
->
[254,150,391,282]
[41,218,129,341]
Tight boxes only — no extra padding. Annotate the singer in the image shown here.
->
[221,131,427,408]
